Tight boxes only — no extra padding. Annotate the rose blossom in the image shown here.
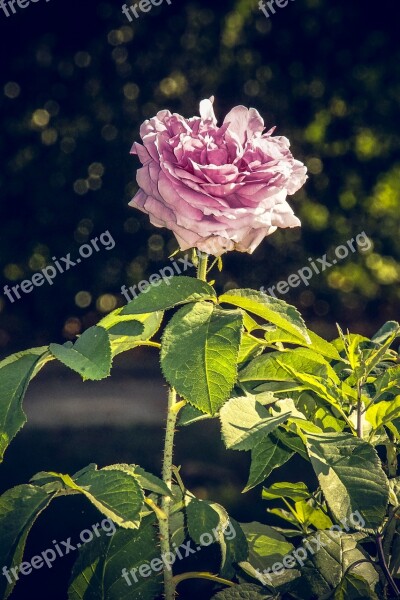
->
[129,97,307,257]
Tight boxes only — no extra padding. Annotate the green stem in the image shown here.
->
[196,252,209,282]
[172,571,236,588]
[356,380,364,438]
[159,387,179,600]
[158,251,209,599]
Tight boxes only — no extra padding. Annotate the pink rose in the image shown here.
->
[130,97,307,257]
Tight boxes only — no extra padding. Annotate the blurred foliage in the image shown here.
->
[0,0,399,353]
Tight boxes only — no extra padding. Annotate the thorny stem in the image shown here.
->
[159,387,180,599]
[158,252,209,599]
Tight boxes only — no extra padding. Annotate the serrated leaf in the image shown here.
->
[244,435,293,492]
[161,302,243,415]
[121,276,216,315]
[307,530,379,592]
[0,349,49,463]
[239,348,339,386]
[47,464,144,529]
[69,516,162,600]
[219,289,310,344]
[50,326,111,380]
[131,465,172,497]
[101,311,163,357]
[0,346,53,377]
[334,572,379,599]
[306,432,389,531]
[220,396,290,451]
[264,328,342,362]
[0,485,54,599]
[278,367,347,417]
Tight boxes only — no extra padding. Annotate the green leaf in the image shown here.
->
[107,321,144,337]
[121,276,216,315]
[178,403,215,426]
[50,326,111,381]
[220,518,249,579]
[371,321,400,345]
[219,289,310,344]
[305,330,343,361]
[264,327,342,361]
[307,530,379,593]
[291,499,333,530]
[305,432,389,531]
[274,428,309,462]
[47,464,144,528]
[212,583,276,599]
[0,349,49,463]
[220,396,290,451]
[278,368,349,419]
[0,346,53,376]
[0,485,54,599]
[241,521,294,564]
[238,333,264,364]
[262,482,310,502]
[240,522,298,589]
[186,496,232,570]
[131,465,172,497]
[102,311,163,357]
[244,434,293,492]
[388,476,400,506]
[239,348,339,386]
[170,509,186,548]
[366,396,400,434]
[161,302,243,415]
[265,507,302,529]
[373,366,400,401]
[339,333,369,370]
[186,497,224,543]
[69,516,162,600]
[334,572,379,599]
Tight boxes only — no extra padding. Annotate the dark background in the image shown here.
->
[0,0,399,598]
[1,0,399,353]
